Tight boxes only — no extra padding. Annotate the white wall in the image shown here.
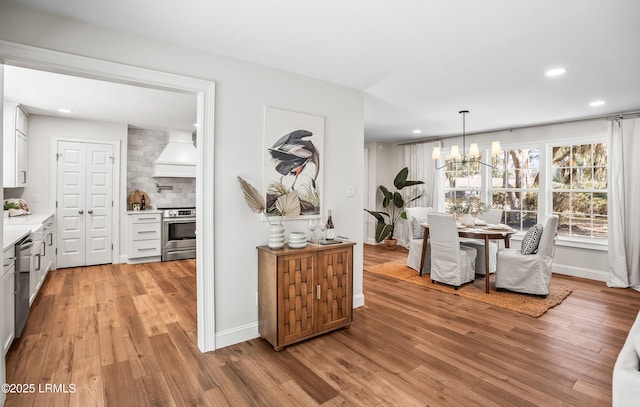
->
[367,119,610,282]
[0,3,365,347]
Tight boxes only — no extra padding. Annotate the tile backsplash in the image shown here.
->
[127,127,196,209]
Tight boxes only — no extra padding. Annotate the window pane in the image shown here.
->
[552,146,571,167]
[573,167,593,189]
[556,213,571,237]
[594,143,607,166]
[492,191,507,207]
[593,193,607,215]
[523,211,538,230]
[553,192,570,213]
[572,144,592,167]
[552,168,572,189]
[572,192,592,215]
[594,167,607,189]
[571,214,592,237]
[505,211,521,229]
[523,192,538,211]
[593,216,608,238]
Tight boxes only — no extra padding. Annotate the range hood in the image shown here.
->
[152,129,197,178]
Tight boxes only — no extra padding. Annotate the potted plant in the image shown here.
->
[364,167,424,249]
[237,176,301,248]
[450,196,490,226]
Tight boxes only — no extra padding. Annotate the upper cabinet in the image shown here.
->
[3,103,28,187]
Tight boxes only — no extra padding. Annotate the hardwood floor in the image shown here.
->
[5,246,640,406]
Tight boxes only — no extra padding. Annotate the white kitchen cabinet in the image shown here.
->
[30,224,44,306]
[31,216,54,300]
[41,216,55,279]
[127,212,162,263]
[3,246,16,355]
[3,103,28,187]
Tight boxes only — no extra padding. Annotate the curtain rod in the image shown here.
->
[398,110,640,147]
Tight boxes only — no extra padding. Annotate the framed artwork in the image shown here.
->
[263,106,324,219]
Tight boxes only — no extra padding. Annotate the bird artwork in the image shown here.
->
[267,129,321,215]
[268,129,320,189]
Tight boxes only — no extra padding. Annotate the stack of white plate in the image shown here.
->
[288,232,307,248]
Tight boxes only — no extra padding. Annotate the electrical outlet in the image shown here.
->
[32,194,40,203]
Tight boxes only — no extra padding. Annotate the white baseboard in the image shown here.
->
[353,293,365,308]
[553,263,608,282]
[214,322,260,350]
[366,238,378,245]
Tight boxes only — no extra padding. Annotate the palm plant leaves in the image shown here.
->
[366,167,424,242]
[275,190,301,218]
[237,176,265,213]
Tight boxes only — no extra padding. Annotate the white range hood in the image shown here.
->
[153,129,197,178]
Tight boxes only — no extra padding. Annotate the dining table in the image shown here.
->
[419,223,516,294]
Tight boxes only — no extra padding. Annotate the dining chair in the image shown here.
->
[428,212,476,289]
[405,206,433,274]
[460,208,503,275]
[495,215,559,296]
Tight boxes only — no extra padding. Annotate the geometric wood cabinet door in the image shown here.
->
[257,241,355,351]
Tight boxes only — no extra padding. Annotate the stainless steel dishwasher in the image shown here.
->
[15,234,32,338]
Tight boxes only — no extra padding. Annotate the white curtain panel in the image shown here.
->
[608,117,640,290]
[402,141,444,210]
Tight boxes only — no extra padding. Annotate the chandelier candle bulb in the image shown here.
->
[431,146,441,160]
[469,143,480,158]
[492,141,503,156]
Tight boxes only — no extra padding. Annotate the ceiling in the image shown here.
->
[4,0,640,143]
[4,66,197,131]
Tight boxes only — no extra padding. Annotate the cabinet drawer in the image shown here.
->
[130,239,161,258]
[131,222,161,241]
[130,213,161,223]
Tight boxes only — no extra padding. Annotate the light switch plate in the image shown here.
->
[346,185,356,197]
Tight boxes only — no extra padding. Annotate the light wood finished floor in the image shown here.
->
[5,246,640,406]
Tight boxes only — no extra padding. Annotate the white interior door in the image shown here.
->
[57,140,113,268]
[86,143,113,265]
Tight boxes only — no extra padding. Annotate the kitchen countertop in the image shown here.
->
[3,212,55,251]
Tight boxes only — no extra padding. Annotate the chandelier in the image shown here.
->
[431,110,502,170]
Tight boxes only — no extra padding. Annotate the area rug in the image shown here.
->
[365,260,572,317]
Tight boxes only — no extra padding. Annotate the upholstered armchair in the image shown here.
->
[460,209,503,275]
[405,207,433,274]
[428,213,476,289]
[495,215,559,296]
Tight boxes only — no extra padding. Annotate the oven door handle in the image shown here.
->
[164,218,196,224]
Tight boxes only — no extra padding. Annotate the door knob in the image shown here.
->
[88,209,93,214]
[78,210,84,214]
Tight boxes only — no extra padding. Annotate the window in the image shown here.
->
[444,159,482,212]
[551,143,607,239]
[490,148,540,231]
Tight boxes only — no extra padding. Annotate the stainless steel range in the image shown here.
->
[160,207,196,261]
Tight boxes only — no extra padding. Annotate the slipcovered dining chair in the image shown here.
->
[495,215,559,296]
[405,206,433,274]
[460,209,503,275]
[428,213,476,289]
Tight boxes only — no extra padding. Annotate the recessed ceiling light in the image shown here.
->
[545,67,567,77]
[589,100,606,107]
[58,108,73,114]
[412,129,422,134]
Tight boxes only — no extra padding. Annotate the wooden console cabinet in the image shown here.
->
[257,241,355,351]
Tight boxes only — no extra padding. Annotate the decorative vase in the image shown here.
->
[268,224,285,249]
[460,213,475,227]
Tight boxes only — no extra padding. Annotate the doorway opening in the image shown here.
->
[0,41,216,352]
